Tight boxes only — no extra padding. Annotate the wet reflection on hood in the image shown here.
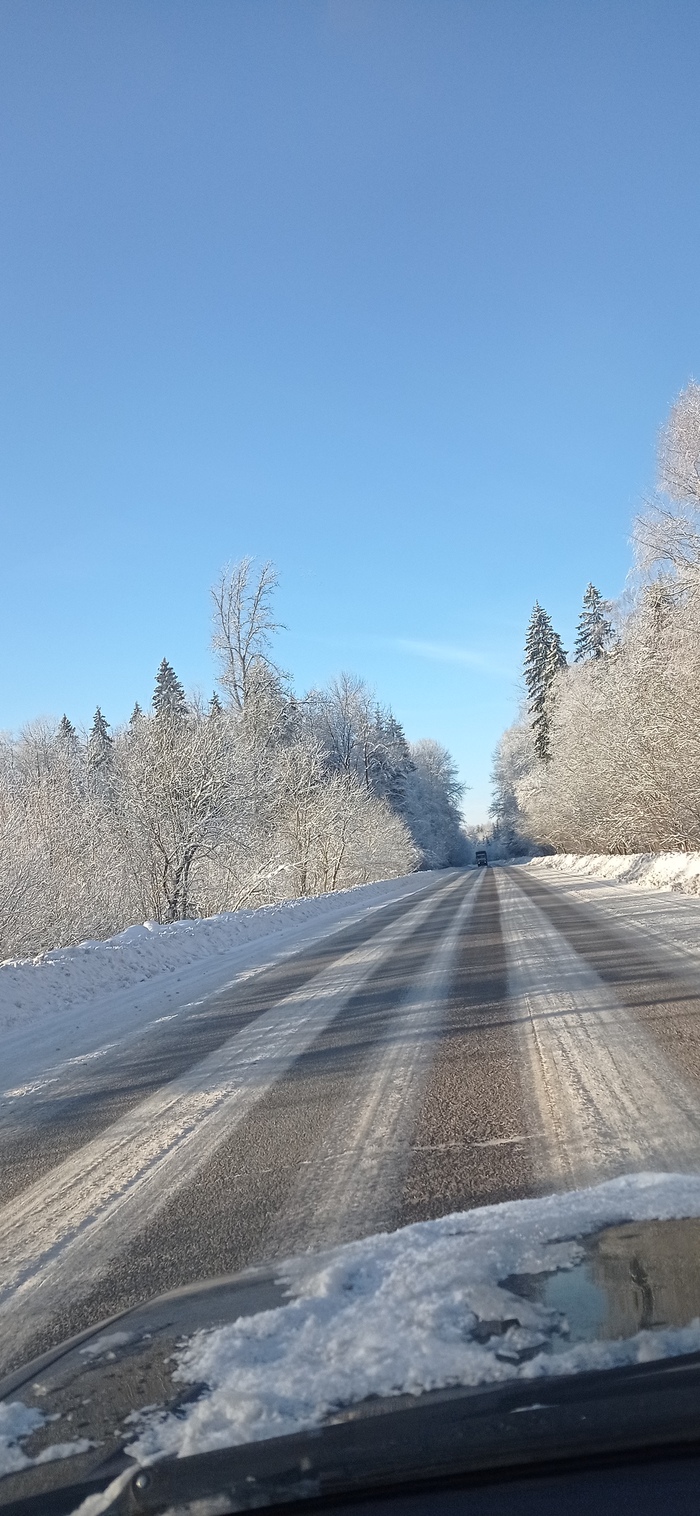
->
[507,1217,700,1350]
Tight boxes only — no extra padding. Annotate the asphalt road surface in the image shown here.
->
[5,863,700,1376]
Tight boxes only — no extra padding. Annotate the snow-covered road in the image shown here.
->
[0,879,464,1367]
[497,871,700,1187]
[5,863,700,1377]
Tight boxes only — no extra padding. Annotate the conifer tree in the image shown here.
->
[574,584,614,661]
[56,715,80,768]
[524,603,567,762]
[57,715,77,744]
[87,707,113,788]
[153,659,187,721]
[208,691,223,717]
[524,602,552,714]
[548,629,568,672]
[129,702,143,725]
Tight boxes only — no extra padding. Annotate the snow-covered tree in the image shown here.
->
[211,558,282,710]
[0,560,467,956]
[523,604,567,762]
[489,719,535,854]
[635,381,700,576]
[57,715,77,744]
[118,704,235,921]
[657,379,700,506]
[523,604,551,761]
[493,386,700,854]
[402,739,469,867]
[153,660,187,721]
[574,584,614,661]
[87,707,113,792]
[307,674,412,805]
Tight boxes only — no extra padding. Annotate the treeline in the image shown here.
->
[492,382,700,856]
[0,559,468,957]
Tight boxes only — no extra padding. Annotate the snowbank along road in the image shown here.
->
[5,863,700,1376]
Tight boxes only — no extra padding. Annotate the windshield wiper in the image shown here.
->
[21,1349,700,1516]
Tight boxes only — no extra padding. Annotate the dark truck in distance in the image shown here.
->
[475,850,488,866]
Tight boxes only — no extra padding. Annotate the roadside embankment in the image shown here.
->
[0,873,438,1037]
[527,851,700,896]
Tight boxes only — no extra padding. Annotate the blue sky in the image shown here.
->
[3,0,700,821]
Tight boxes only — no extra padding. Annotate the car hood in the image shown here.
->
[5,1204,700,1512]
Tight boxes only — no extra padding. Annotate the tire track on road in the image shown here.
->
[0,873,474,1372]
[497,868,700,1191]
[267,870,484,1255]
[23,872,480,1363]
[0,877,453,1207]
[402,869,541,1223]
[0,874,467,1374]
[513,866,700,1095]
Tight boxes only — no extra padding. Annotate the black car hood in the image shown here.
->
[0,1266,286,1511]
[4,1216,700,1514]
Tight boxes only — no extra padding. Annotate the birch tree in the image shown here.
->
[211,558,282,710]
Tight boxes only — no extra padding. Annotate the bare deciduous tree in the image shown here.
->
[658,380,700,505]
[118,707,235,922]
[635,382,700,576]
[211,558,282,710]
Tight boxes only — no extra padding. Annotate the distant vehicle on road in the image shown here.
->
[475,849,488,866]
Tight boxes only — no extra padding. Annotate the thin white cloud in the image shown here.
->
[392,638,486,667]
[390,639,511,677]
[285,631,514,680]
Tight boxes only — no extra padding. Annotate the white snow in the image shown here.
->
[127,1173,700,1465]
[0,1399,91,1477]
[6,1172,700,1498]
[528,851,700,896]
[79,1331,134,1360]
[67,1470,135,1516]
[0,873,438,1102]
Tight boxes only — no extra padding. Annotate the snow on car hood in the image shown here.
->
[6,1171,700,1493]
[131,1173,700,1461]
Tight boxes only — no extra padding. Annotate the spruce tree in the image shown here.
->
[87,707,113,787]
[548,629,568,672]
[208,691,223,718]
[524,602,552,717]
[153,659,187,721]
[57,714,77,744]
[129,701,143,725]
[574,584,613,661]
[523,603,567,762]
[56,714,80,766]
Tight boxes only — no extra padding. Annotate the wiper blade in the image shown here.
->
[88,1350,700,1515]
